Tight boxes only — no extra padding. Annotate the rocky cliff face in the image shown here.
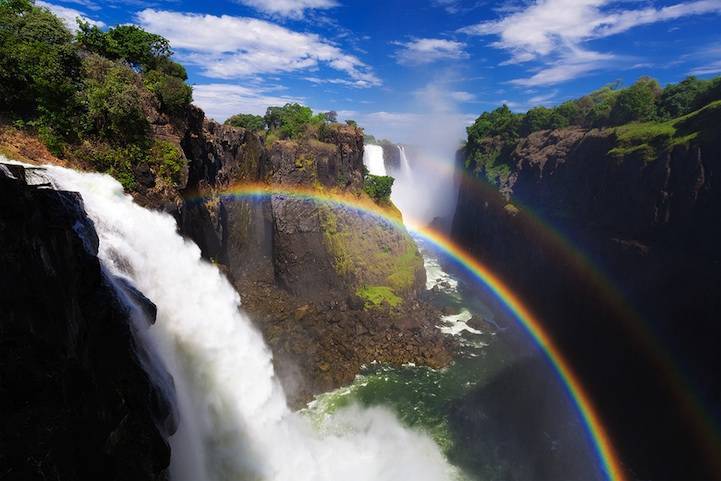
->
[174,113,449,406]
[0,164,176,481]
[451,108,721,479]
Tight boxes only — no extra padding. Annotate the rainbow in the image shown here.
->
[187,182,627,481]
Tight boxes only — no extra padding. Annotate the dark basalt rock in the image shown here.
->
[0,164,176,481]
[450,122,721,479]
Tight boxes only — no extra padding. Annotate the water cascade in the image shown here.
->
[363,144,387,176]
[41,164,451,481]
[398,145,412,179]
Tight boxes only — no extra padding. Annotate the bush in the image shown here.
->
[263,103,326,139]
[149,139,184,185]
[83,61,150,143]
[520,106,568,136]
[0,1,82,134]
[610,77,660,125]
[225,113,265,131]
[77,22,171,72]
[144,70,192,114]
[363,174,394,203]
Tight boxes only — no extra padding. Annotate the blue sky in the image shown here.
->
[38,0,721,143]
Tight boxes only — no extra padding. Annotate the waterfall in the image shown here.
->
[41,163,451,481]
[398,145,412,179]
[363,144,387,176]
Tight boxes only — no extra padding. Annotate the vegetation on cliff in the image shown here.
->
[465,75,721,185]
[0,0,191,188]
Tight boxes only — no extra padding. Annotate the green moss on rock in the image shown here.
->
[356,286,402,308]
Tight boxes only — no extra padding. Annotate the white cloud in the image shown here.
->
[460,0,721,85]
[136,9,380,87]
[689,59,721,76]
[192,83,304,121]
[449,91,475,102]
[235,0,338,19]
[37,1,105,31]
[393,38,468,65]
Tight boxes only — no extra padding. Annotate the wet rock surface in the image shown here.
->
[0,164,176,481]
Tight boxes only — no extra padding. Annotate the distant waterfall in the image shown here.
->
[41,163,451,481]
[398,145,412,178]
[363,144,387,176]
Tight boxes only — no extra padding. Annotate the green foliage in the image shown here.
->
[657,76,721,119]
[609,100,721,162]
[143,69,192,114]
[75,142,148,190]
[363,174,394,203]
[520,106,568,136]
[0,1,82,135]
[82,59,150,143]
[346,119,358,127]
[356,286,402,309]
[225,113,266,131]
[466,105,522,146]
[149,139,184,184]
[77,22,171,71]
[610,77,660,125]
[263,103,328,139]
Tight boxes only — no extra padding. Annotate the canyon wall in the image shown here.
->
[451,105,721,479]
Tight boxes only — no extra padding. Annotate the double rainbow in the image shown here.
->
[187,182,627,481]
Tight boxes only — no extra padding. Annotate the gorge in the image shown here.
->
[2,2,721,481]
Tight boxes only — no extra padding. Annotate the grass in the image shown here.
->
[609,99,721,162]
[356,286,402,308]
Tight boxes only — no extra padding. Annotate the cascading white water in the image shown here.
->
[363,144,387,176]
[40,163,451,481]
[398,145,412,179]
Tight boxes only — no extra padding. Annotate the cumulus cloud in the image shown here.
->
[460,0,721,85]
[393,38,468,65]
[235,0,338,19]
[136,9,380,87]
[36,0,105,31]
[192,83,304,121]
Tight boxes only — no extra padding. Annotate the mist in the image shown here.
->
[370,81,472,229]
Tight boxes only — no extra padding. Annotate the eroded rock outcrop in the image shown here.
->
[451,106,721,479]
[177,118,450,406]
[0,164,176,481]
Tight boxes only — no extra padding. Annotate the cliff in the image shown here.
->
[451,102,721,479]
[176,112,449,405]
[0,164,176,481]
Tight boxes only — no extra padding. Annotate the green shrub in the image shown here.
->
[610,77,660,125]
[363,174,394,203]
[77,22,171,72]
[225,113,265,131]
[0,1,82,132]
[149,139,184,184]
[83,61,150,143]
[144,70,192,114]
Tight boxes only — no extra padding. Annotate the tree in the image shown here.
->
[83,62,150,143]
[323,111,338,123]
[520,106,568,136]
[610,77,660,125]
[144,70,192,114]
[363,174,394,203]
[77,23,171,71]
[0,1,82,138]
[466,104,522,146]
[264,103,315,138]
[225,113,265,131]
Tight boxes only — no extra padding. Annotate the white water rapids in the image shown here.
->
[31,162,452,481]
